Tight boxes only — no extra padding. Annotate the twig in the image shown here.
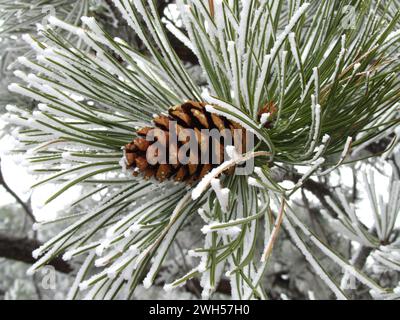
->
[261,196,286,262]
[352,166,358,202]
[0,157,36,223]
[209,0,215,18]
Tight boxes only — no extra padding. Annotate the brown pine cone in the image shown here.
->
[124,101,247,183]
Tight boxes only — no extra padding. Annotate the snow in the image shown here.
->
[286,202,386,293]
[331,35,347,82]
[163,280,187,292]
[1,0,399,301]
[288,33,302,71]
[317,137,352,175]
[197,208,210,223]
[313,68,320,103]
[254,54,271,112]
[228,41,241,105]
[248,177,264,188]
[165,22,195,52]
[48,16,80,35]
[341,137,353,159]
[27,240,64,275]
[123,224,142,238]
[63,242,98,261]
[260,112,271,127]
[21,34,44,52]
[283,213,348,300]
[241,52,251,107]
[192,148,265,202]
[269,3,310,61]
[5,105,27,117]
[204,97,273,150]
[140,195,191,287]
[237,0,251,57]
[254,167,275,189]
[201,222,241,236]
[307,134,331,163]
[67,252,95,300]
[385,29,400,44]
[294,158,325,188]
[13,70,28,82]
[210,178,230,212]
[107,253,136,280]
[301,73,316,102]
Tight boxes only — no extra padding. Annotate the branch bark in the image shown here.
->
[0,233,72,274]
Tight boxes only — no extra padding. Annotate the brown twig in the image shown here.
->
[261,196,286,262]
[209,0,215,18]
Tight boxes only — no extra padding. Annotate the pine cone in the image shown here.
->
[124,101,247,183]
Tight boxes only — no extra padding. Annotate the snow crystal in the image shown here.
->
[123,224,142,238]
[165,22,195,52]
[225,145,240,161]
[197,208,210,223]
[254,54,271,111]
[385,29,400,44]
[119,154,128,173]
[32,248,42,260]
[248,177,264,188]
[295,158,325,188]
[142,207,190,289]
[210,178,230,212]
[188,250,202,258]
[288,33,302,70]
[269,3,310,61]
[260,112,271,127]
[48,16,80,35]
[67,252,95,299]
[21,34,44,52]
[96,239,112,256]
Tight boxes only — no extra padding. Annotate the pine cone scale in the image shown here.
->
[124,101,245,183]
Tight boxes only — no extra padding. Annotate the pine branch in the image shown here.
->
[104,0,198,64]
[3,0,400,300]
